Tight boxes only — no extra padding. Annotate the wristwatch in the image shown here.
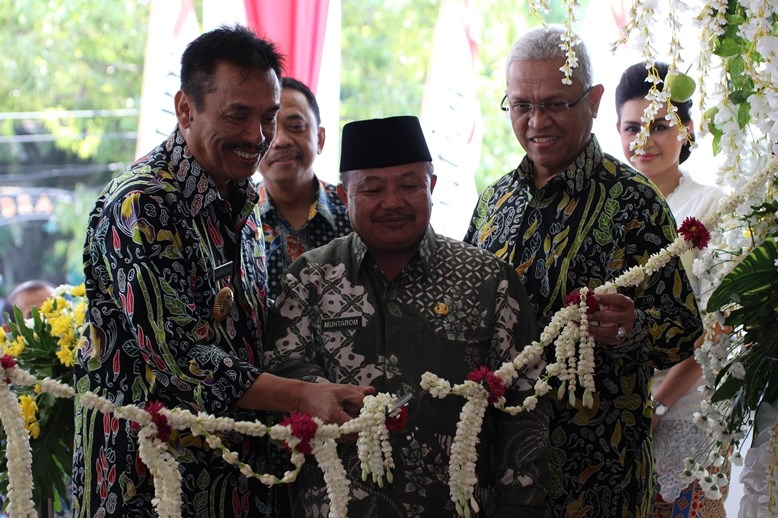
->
[652,399,669,417]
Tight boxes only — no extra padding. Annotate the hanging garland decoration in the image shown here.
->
[1,1,777,516]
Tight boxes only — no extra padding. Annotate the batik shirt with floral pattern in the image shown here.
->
[73,128,280,518]
[258,177,351,300]
[464,136,702,517]
[264,227,551,517]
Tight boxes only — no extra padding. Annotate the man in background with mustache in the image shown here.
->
[264,115,551,517]
[257,77,351,302]
[73,25,372,518]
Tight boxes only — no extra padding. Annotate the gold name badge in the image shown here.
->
[213,287,234,321]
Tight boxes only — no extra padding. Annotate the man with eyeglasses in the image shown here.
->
[465,25,701,517]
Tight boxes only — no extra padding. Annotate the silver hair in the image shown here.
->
[506,25,593,88]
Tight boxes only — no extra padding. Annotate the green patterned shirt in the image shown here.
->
[265,227,551,517]
[464,136,702,517]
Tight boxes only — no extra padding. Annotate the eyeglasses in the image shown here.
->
[500,87,593,117]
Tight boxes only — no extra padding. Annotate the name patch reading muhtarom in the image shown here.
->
[322,317,361,330]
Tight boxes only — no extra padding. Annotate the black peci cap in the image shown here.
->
[339,115,432,172]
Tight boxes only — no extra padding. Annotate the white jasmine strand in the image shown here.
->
[0,155,776,515]
[0,377,36,517]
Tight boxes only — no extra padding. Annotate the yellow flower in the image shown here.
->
[18,392,42,440]
[54,322,75,344]
[8,335,25,357]
[71,284,86,297]
[49,315,70,338]
[74,300,87,326]
[54,295,67,310]
[19,395,36,416]
[56,344,75,367]
[39,298,54,315]
[0,282,86,506]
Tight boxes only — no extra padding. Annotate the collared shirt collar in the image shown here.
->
[351,225,437,278]
[516,134,602,196]
[312,177,340,228]
[258,176,339,228]
[163,127,258,221]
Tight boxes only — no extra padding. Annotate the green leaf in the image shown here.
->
[728,56,746,87]
[726,388,751,432]
[711,372,744,403]
[726,11,745,23]
[29,398,74,507]
[708,122,723,140]
[729,88,752,105]
[737,101,751,128]
[756,371,778,436]
[707,239,778,312]
[712,132,722,155]
[714,37,742,57]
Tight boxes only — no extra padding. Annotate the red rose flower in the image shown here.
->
[385,405,408,432]
[1,354,17,369]
[131,400,172,442]
[1,354,15,383]
[280,411,318,455]
[468,366,506,404]
[678,217,711,250]
[564,289,600,313]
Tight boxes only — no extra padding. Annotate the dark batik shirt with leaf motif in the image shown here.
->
[73,128,282,518]
[258,177,351,300]
[264,228,551,517]
[464,136,702,517]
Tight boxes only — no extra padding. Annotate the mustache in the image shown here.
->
[266,150,302,163]
[372,211,415,222]
[231,141,270,155]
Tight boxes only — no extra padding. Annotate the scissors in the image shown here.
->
[385,392,413,417]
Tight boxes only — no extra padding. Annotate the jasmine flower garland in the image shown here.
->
[310,422,350,518]
[0,217,747,518]
[0,198,736,518]
[0,356,36,518]
[355,394,396,486]
[121,400,183,518]
[416,369,497,509]
[576,293,597,409]
[426,218,713,512]
[420,375,491,518]
[0,161,775,517]
[120,403,181,518]
[553,311,579,404]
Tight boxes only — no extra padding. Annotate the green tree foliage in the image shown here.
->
[340,0,580,192]
[340,0,439,124]
[51,185,99,283]
[0,0,148,173]
[0,0,149,291]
